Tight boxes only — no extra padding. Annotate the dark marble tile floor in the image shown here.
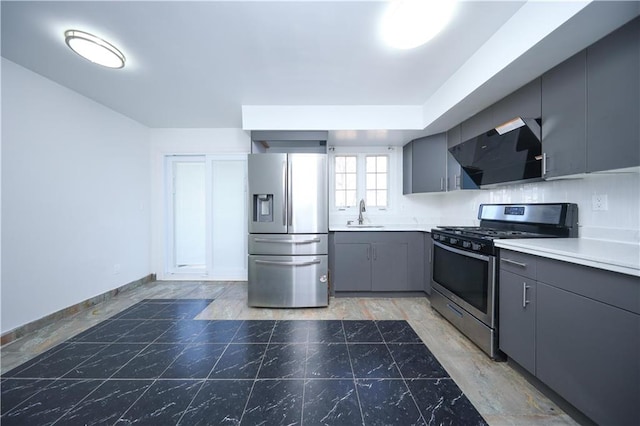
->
[1,299,487,425]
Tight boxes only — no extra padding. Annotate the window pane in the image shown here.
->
[366,156,376,172]
[366,173,376,189]
[346,190,357,207]
[377,174,387,190]
[335,156,345,173]
[174,161,206,268]
[336,190,346,207]
[346,157,357,173]
[336,174,345,190]
[377,156,387,172]
[378,190,388,206]
[346,173,356,190]
[366,190,376,205]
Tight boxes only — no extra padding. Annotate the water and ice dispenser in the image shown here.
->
[253,194,273,223]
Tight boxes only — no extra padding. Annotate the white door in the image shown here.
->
[166,155,247,279]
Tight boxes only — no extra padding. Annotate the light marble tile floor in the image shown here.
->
[1,281,578,425]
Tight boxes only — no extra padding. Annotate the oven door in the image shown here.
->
[431,240,496,327]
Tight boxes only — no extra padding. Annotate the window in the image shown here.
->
[366,155,388,207]
[332,152,392,211]
[334,155,357,207]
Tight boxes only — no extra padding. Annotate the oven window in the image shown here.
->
[433,244,488,313]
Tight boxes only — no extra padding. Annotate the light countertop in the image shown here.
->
[495,238,640,277]
[330,224,441,232]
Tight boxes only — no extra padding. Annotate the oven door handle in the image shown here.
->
[433,240,491,262]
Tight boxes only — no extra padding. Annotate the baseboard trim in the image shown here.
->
[1,274,156,347]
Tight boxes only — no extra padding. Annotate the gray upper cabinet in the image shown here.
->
[403,133,447,194]
[586,16,640,172]
[459,79,541,144]
[460,107,494,142]
[541,50,587,178]
[539,17,639,178]
[446,126,478,191]
[492,78,541,127]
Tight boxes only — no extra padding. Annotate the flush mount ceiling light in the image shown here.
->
[64,30,125,69]
[381,0,458,49]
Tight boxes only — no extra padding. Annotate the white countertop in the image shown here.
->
[495,238,640,277]
[330,224,441,232]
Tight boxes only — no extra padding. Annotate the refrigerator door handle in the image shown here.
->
[255,259,321,267]
[282,160,287,227]
[287,159,293,226]
[253,238,321,244]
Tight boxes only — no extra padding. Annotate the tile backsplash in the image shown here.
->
[399,172,640,243]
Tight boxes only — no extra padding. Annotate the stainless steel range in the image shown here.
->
[430,203,578,359]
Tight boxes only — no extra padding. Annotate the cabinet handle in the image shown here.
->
[455,174,461,189]
[522,282,531,308]
[501,258,527,268]
[367,246,370,260]
[542,152,547,178]
[440,177,444,191]
[373,246,377,260]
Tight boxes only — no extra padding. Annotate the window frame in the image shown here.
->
[329,147,397,214]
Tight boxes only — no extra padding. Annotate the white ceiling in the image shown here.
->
[2,1,639,145]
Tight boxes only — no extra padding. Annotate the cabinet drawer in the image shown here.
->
[537,256,640,314]
[499,250,537,279]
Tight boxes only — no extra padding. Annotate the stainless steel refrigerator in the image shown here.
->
[247,153,328,307]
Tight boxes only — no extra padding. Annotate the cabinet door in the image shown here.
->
[537,283,640,425]
[493,78,541,126]
[541,51,587,178]
[499,271,536,374]
[402,142,413,195]
[371,242,409,291]
[424,234,432,295]
[586,17,640,172]
[333,243,371,291]
[460,107,493,142]
[411,133,447,193]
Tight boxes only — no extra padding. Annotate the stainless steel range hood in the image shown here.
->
[448,117,542,187]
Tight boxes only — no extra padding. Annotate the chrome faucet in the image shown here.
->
[358,199,366,225]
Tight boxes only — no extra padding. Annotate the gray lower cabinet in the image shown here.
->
[498,249,640,425]
[332,232,424,293]
[536,282,640,426]
[333,243,371,291]
[499,270,536,374]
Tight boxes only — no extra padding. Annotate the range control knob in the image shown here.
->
[449,238,459,244]
[462,241,471,248]
[471,243,482,251]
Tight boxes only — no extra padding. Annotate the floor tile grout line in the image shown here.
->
[237,319,276,425]
[374,320,429,426]
[50,305,200,426]
[175,318,245,425]
[93,305,208,426]
[341,319,367,426]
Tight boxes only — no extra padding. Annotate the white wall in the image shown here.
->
[1,59,151,334]
[399,172,640,243]
[149,128,250,280]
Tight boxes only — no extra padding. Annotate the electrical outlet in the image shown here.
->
[592,194,609,211]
